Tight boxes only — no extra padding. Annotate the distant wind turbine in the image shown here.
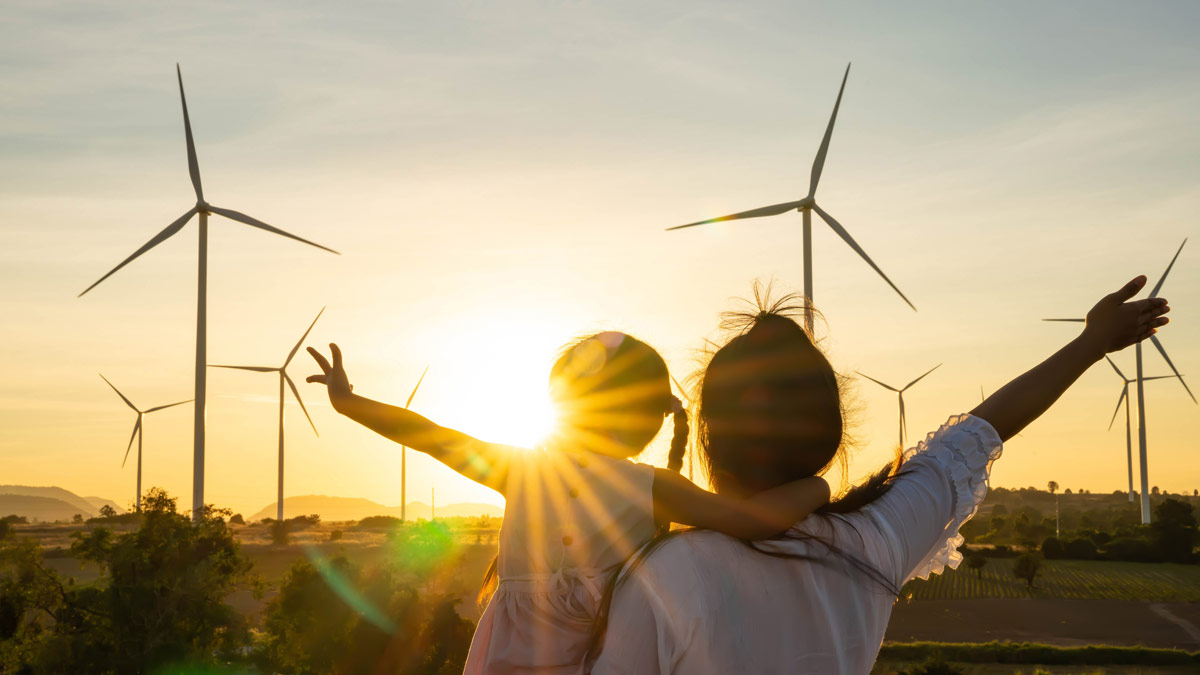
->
[78,65,339,521]
[99,374,191,511]
[1102,356,1178,503]
[666,64,915,334]
[857,364,941,449]
[210,308,325,522]
[400,366,429,523]
[1044,239,1193,523]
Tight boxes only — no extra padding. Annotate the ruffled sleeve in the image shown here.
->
[865,414,1003,584]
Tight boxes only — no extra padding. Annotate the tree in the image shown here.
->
[1012,552,1042,589]
[1151,498,1197,563]
[0,488,258,673]
[1047,481,1058,494]
[1064,488,1072,494]
[98,505,116,518]
[229,513,245,525]
[1041,537,1064,559]
[71,514,83,524]
[963,548,988,578]
[1152,486,1160,495]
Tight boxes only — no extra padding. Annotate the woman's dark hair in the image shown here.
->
[478,331,689,605]
[586,284,906,662]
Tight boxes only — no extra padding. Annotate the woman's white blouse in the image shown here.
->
[589,414,1003,675]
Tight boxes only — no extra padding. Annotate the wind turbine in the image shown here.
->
[1102,356,1178,503]
[210,308,325,523]
[666,64,915,334]
[1044,239,1193,523]
[78,65,339,521]
[400,366,429,523]
[857,364,941,449]
[99,374,191,511]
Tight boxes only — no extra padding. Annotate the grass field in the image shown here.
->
[901,559,1200,602]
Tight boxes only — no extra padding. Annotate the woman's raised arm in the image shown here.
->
[970,275,1170,442]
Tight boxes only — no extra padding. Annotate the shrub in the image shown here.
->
[1040,537,1064,559]
[1063,538,1098,560]
[356,515,402,530]
[1012,553,1042,589]
[229,513,245,525]
[329,529,343,542]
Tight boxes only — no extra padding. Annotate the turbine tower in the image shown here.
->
[666,64,915,334]
[857,364,941,449]
[1044,239,1193,523]
[210,308,324,522]
[1102,356,1177,503]
[99,374,191,511]
[78,66,339,521]
[400,366,429,523]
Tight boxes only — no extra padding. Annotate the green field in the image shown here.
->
[902,559,1200,602]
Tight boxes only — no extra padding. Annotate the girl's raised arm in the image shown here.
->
[970,275,1170,442]
[652,469,830,539]
[307,344,514,493]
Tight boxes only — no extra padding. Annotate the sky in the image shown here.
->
[2,1,1198,517]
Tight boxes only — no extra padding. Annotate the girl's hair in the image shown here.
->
[586,284,906,662]
[478,331,688,605]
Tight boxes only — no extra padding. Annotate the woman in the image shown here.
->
[589,276,1170,674]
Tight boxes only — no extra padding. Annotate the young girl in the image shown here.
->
[307,331,831,674]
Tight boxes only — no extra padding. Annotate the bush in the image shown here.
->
[1103,536,1162,563]
[329,529,344,542]
[1012,553,1042,589]
[1040,537,1064,559]
[1063,538,1098,560]
[1,516,27,525]
[229,513,245,525]
[356,515,402,530]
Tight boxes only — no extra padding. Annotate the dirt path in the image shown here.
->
[886,599,1200,650]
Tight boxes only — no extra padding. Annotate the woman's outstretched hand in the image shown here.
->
[307,343,354,410]
[1079,276,1170,359]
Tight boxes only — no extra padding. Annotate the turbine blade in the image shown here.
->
[1042,318,1085,322]
[856,371,898,392]
[670,374,692,405]
[666,201,807,231]
[1104,355,1127,380]
[405,365,429,408]
[1149,238,1187,299]
[99,374,138,412]
[177,64,203,202]
[122,417,141,468]
[1108,386,1127,432]
[903,363,942,391]
[79,208,197,296]
[144,399,193,413]
[813,204,916,311]
[208,365,278,372]
[284,373,318,436]
[1142,375,1179,381]
[207,205,340,255]
[1149,335,1196,403]
[285,307,325,367]
[898,394,907,444]
[810,63,851,197]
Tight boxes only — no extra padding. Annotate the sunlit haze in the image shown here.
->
[2,1,1198,517]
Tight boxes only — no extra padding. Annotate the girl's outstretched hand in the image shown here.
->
[1080,276,1170,358]
[307,343,354,410]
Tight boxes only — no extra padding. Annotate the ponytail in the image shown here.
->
[666,396,688,473]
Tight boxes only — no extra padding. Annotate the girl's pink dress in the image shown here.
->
[463,447,657,674]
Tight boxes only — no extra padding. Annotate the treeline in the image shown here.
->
[0,489,475,674]
[961,495,1198,564]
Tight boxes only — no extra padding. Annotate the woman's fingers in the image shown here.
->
[1111,275,1148,303]
[306,374,327,385]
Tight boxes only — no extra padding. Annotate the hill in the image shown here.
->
[84,496,126,515]
[0,494,92,522]
[246,495,503,522]
[0,485,98,518]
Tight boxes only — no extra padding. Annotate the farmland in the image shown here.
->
[901,558,1200,602]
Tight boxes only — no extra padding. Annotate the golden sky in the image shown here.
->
[2,1,1198,516]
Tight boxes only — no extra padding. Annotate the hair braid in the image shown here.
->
[666,397,688,473]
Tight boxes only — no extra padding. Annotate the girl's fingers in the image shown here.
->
[330,343,343,371]
[307,346,332,373]
[306,375,327,384]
